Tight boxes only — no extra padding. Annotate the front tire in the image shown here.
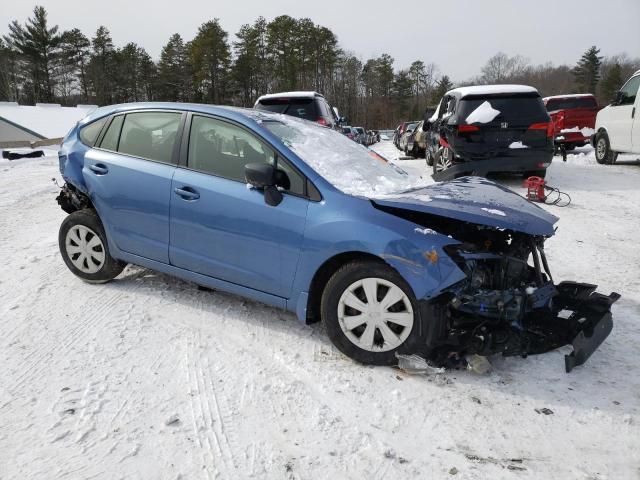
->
[595,132,618,165]
[321,261,424,365]
[58,209,126,283]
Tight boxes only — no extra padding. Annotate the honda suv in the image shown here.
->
[254,91,342,129]
[426,85,554,180]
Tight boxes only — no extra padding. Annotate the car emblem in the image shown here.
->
[501,122,509,129]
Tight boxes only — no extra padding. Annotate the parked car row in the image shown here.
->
[389,68,640,179]
[340,126,380,145]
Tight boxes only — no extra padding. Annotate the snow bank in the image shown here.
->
[465,101,500,124]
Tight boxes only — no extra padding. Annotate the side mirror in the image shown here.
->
[612,91,623,106]
[245,163,284,206]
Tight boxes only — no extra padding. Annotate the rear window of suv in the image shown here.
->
[545,97,597,111]
[458,94,548,126]
[256,98,317,121]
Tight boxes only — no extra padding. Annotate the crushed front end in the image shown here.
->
[422,225,619,372]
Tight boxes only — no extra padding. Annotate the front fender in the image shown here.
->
[288,197,467,320]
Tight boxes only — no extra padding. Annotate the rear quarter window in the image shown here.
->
[79,117,108,146]
[458,94,548,126]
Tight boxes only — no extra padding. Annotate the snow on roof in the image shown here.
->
[543,93,595,100]
[448,84,539,98]
[256,91,323,101]
[0,104,97,139]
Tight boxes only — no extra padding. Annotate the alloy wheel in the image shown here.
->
[596,138,606,160]
[435,147,452,172]
[337,277,414,352]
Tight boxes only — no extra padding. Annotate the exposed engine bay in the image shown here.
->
[380,205,620,372]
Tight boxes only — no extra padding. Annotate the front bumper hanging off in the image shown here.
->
[553,282,620,372]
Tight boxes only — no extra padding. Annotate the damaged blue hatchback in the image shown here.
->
[56,103,619,371]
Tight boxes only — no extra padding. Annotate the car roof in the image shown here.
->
[256,91,324,102]
[447,84,539,98]
[79,102,274,127]
[543,93,596,101]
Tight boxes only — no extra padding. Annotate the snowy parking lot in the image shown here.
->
[1,142,639,479]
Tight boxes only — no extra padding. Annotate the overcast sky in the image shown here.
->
[2,0,639,81]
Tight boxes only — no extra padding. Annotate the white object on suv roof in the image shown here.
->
[465,100,501,124]
[256,91,324,101]
[448,84,538,98]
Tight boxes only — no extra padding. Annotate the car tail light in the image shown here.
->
[316,118,328,126]
[529,122,553,138]
[554,111,565,132]
[458,125,480,133]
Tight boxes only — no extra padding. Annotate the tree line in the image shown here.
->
[1,6,638,128]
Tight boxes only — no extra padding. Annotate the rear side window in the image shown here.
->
[99,115,124,151]
[256,98,317,121]
[79,117,108,146]
[117,112,181,163]
[545,97,597,111]
[458,94,548,126]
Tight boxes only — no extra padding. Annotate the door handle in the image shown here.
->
[174,186,200,200]
[89,163,108,175]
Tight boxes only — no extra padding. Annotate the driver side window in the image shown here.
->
[187,115,305,195]
[619,75,640,105]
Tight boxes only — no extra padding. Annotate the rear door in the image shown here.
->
[169,113,309,297]
[83,110,183,263]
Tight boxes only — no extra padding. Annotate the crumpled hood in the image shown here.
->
[373,176,558,236]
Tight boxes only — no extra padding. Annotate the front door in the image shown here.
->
[169,114,309,297]
[607,75,640,152]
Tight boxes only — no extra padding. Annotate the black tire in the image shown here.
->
[523,169,547,179]
[58,209,126,283]
[321,261,425,366]
[594,132,618,165]
[425,149,434,166]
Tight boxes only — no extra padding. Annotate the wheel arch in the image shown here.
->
[303,251,389,324]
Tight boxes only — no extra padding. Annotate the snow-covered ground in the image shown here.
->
[1,142,639,479]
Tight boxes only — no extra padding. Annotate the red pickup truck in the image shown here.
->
[543,94,600,158]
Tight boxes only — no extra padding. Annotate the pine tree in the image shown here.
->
[432,75,453,103]
[572,46,602,93]
[158,33,190,102]
[600,62,623,103]
[59,28,90,101]
[189,19,231,103]
[87,26,115,105]
[3,6,62,103]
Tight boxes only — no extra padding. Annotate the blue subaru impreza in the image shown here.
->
[56,103,618,371]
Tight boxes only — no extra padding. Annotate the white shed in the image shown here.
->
[0,102,97,143]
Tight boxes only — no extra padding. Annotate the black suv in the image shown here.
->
[426,85,553,180]
[254,91,343,129]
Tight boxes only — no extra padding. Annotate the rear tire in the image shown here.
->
[321,261,424,366]
[595,132,618,165]
[59,209,126,284]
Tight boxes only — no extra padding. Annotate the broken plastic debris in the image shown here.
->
[466,354,493,375]
[396,353,445,375]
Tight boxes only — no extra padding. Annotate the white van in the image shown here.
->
[592,70,640,163]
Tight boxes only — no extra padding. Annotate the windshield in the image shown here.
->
[262,116,427,197]
[256,98,317,120]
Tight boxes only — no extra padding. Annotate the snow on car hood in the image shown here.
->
[373,176,558,236]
